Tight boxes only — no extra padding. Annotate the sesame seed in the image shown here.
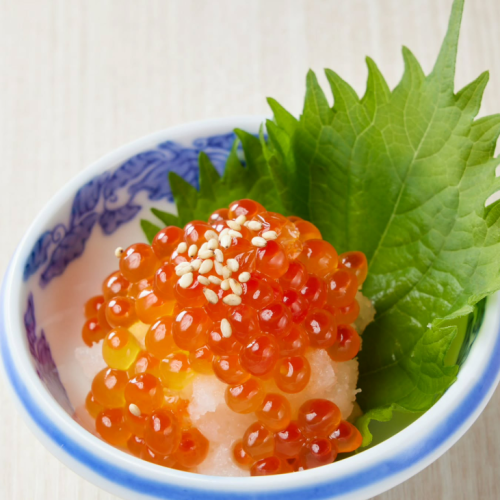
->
[205,230,218,241]
[178,272,193,288]
[247,221,262,231]
[129,404,141,417]
[221,279,230,291]
[243,221,250,227]
[188,244,198,257]
[177,242,188,254]
[262,230,278,241]
[208,275,222,285]
[228,230,243,238]
[214,261,224,276]
[221,319,232,338]
[222,266,232,279]
[191,259,202,271]
[175,263,194,276]
[223,294,242,306]
[227,220,242,231]
[198,276,210,286]
[219,228,230,238]
[251,236,267,248]
[207,238,219,250]
[235,215,247,225]
[229,278,243,296]
[199,250,215,259]
[114,247,124,258]
[203,288,219,304]
[220,234,232,249]
[199,242,209,254]
[226,258,239,272]
[238,272,251,283]
[214,249,224,263]
[199,259,214,274]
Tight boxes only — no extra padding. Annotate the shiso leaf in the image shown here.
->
[264,0,500,443]
[356,405,398,448]
[143,130,285,232]
[150,208,181,228]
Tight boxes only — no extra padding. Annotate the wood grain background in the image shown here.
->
[0,1,499,498]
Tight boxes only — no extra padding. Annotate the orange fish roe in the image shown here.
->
[81,199,366,474]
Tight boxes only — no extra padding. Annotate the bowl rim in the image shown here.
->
[1,115,500,500]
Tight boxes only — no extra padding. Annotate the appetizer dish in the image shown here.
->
[3,0,500,494]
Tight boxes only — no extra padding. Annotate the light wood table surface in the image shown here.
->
[1,1,499,498]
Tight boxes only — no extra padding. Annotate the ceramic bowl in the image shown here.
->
[1,116,500,500]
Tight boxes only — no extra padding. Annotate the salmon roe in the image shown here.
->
[120,243,158,283]
[82,199,367,473]
[152,226,184,259]
[329,420,363,453]
[251,456,293,476]
[84,295,105,318]
[233,440,254,469]
[82,318,105,347]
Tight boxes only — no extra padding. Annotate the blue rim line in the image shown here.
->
[1,273,500,499]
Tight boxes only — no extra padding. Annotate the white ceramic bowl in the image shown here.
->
[1,116,500,500]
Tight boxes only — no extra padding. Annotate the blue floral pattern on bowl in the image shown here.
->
[24,293,73,413]
[23,132,236,288]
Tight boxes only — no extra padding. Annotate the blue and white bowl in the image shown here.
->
[1,117,500,500]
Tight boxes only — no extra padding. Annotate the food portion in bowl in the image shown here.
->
[80,199,375,475]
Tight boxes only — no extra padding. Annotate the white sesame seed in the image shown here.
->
[262,230,278,241]
[244,221,250,227]
[114,247,124,258]
[178,272,193,288]
[188,244,198,257]
[199,259,214,274]
[199,250,215,259]
[214,261,224,275]
[221,279,230,291]
[205,230,218,241]
[238,272,251,283]
[235,215,247,225]
[220,234,232,249]
[251,236,267,248]
[208,275,222,285]
[203,288,219,304]
[191,259,202,271]
[228,230,243,238]
[247,221,262,231]
[197,276,210,286]
[219,228,230,238]
[223,294,242,306]
[175,264,194,276]
[221,319,232,338]
[207,238,219,250]
[177,242,188,254]
[214,249,224,263]
[227,220,242,231]
[129,404,141,417]
[222,266,232,279]
[199,242,209,254]
[226,258,239,272]
[229,278,243,296]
